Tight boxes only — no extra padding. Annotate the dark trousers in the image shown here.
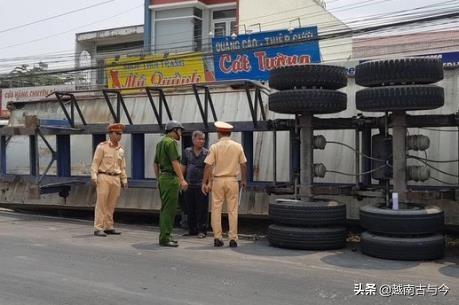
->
[184,187,209,234]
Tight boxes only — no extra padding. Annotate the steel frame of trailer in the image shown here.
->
[0,81,285,197]
[0,80,458,202]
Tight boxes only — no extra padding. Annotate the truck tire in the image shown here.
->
[360,232,445,261]
[268,224,346,250]
[356,85,444,112]
[269,199,346,226]
[269,89,347,114]
[269,65,347,90]
[355,58,444,87]
[360,203,444,236]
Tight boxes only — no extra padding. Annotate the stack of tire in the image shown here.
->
[359,203,445,260]
[355,58,446,260]
[354,58,444,112]
[268,64,347,115]
[267,199,347,250]
[266,64,348,250]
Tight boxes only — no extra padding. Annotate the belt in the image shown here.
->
[160,172,176,177]
[98,171,120,176]
[214,175,237,179]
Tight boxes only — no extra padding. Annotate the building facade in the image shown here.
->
[146,0,238,53]
[144,0,351,60]
[76,0,352,86]
[353,30,459,62]
[75,25,144,88]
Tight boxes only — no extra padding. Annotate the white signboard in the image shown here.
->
[1,84,75,109]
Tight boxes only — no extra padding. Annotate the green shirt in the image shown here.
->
[154,136,180,174]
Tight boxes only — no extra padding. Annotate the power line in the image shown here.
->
[250,0,457,32]
[0,0,456,69]
[237,0,342,24]
[0,0,116,35]
[6,22,459,76]
[2,0,453,58]
[0,2,143,51]
[261,0,391,28]
[1,4,459,78]
[0,0,343,55]
[149,0,447,46]
[0,1,374,64]
[12,14,459,70]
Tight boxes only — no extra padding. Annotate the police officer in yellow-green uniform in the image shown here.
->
[154,121,189,247]
[202,121,247,248]
[91,123,128,237]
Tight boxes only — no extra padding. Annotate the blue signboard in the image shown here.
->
[420,51,459,68]
[211,26,321,81]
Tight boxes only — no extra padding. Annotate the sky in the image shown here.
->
[0,0,456,72]
[327,0,452,19]
[0,0,144,71]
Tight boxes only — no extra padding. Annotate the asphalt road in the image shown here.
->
[0,210,458,305]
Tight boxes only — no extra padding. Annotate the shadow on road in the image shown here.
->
[438,264,459,278]
[437,245,459,278]
[320,242,420,270]
[72,234,96,238]
[229,239,315,257]
[131,242,163,251]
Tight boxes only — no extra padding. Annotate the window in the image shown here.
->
[193,17,202,51]
[212,9,236,38]
[212,9,236,19]
[96,41,144,54]
[79,50,92,86]
[96,59,106,86]
[194,7,203,18]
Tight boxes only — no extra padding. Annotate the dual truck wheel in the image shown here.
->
[267,200,446,260]
[356,58,444,111]
[269,64,347,114]
[360,204,445,260]
[356,58,445,260]
[269,58,444,113]
[267,200,347,250]
[267,65,348,251]
[267,58,445,259]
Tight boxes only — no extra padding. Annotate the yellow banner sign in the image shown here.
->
[105,53,210,89]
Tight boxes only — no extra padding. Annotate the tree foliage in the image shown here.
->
[0,62,74,88]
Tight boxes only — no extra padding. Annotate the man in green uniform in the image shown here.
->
[154,121,188,247]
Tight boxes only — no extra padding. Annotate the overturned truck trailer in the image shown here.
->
[0,73,458,224]
[0,81,288,217]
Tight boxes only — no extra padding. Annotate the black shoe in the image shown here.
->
[104,229,121,235]
[214,239,224,247]
[170,239,178,244]
[94,230,107,237]
[160,241,179,247]
[229,240,238,248]
[182,232,198,237]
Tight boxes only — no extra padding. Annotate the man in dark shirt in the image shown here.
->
[181,130,209,238]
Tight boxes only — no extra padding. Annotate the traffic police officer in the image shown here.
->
[202,121,247,248]
[91,123,128,237]
[154,120,189,247]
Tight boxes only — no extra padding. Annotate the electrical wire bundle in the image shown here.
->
[0,0,459,82]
